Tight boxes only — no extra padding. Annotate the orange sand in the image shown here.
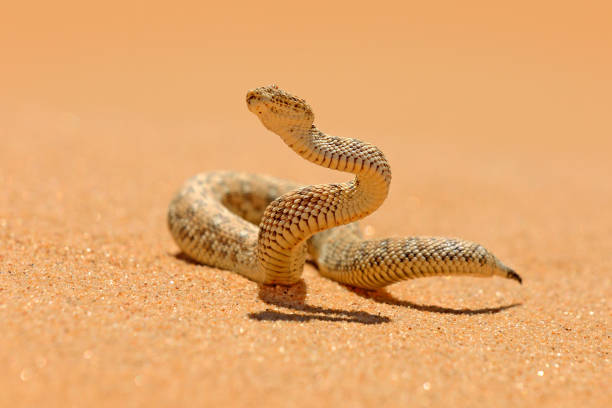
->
[1,2,610,407]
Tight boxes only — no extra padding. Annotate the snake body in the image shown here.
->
[167,85,521,289]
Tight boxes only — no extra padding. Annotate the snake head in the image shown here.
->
[246,85,314,132]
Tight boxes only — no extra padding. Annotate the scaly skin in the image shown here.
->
[167,85,521,289]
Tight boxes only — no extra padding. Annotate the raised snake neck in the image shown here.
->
[167,85,521,289]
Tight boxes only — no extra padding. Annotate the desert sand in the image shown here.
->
[1,2,610,407]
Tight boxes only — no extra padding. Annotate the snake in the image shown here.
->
[167,85,521,289]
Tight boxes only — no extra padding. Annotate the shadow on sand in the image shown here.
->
[248,280,391,325]
[172,252,389,324]
[343,286,521,315]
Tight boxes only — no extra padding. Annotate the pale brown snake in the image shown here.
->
[167,85,521,289]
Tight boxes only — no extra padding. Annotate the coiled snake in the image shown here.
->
[168,85,521,289]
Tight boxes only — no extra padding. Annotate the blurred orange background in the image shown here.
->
[2,0,610,146]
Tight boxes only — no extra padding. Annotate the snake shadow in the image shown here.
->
[172,252,389,324]
[172,252,200,265]
[342,285,521,315]
[248,280,390,325]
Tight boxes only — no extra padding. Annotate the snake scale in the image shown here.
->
[168,85,521,289]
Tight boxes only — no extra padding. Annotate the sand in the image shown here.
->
[1,2,610,407]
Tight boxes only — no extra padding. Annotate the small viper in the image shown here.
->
[168,85,521,289]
